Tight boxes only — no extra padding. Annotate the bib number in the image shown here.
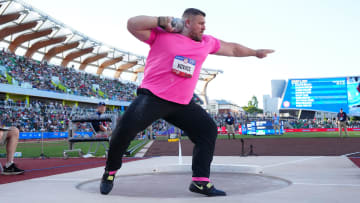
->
[172,56,196,78]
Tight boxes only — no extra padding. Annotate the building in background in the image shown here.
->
[208,100,244,115]
[263,94,279,116]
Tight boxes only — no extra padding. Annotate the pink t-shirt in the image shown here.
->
[140,27,221,105]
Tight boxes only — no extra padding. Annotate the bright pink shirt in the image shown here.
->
[140,27,221,104]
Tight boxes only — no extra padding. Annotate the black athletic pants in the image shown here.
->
[105,88,218,178]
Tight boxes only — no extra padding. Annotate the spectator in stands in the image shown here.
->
[225,112,236,139]
[337,108,348,137]
[273,113,280,135]
[0,126,24,175]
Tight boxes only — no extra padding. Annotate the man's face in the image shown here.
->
[98,105,106,113]
[340,109,343,113]
[187,15,206,41]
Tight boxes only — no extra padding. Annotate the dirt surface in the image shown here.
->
[145,137,360,156]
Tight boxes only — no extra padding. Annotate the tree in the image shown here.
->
[243,96,263,114]
[251,96,258,108]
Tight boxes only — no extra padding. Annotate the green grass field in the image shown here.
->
[0,139,147,158]
[1,131,359,158]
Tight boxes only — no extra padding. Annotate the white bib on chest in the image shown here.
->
[172,56,196,78]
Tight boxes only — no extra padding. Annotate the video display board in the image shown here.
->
[281,77,360,115]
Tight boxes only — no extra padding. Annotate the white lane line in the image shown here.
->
[28,178,90,182]
[135,140,154,157]
[342,152,360,157]
[294,183,360,187]
[263,156,323,168]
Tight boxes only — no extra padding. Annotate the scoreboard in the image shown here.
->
[242,121,284,135]
[281,76,360,115]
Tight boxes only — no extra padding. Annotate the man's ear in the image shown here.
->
[185,19,191,28]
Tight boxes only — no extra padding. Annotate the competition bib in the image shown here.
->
[172,56,196,78]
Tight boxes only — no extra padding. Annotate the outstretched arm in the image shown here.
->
[215,40,274,58]
[127,16,175,42]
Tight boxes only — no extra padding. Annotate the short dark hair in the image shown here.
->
[98,102,106,106]
[182,8,206,18]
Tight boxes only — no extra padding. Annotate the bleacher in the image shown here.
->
[0,50,137,102]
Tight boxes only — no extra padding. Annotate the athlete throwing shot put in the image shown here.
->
[100,8,274,196]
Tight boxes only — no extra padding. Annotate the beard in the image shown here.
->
[189,31,202,42]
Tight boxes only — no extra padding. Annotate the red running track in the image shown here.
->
[0,157,145,184]
[349,157,360,168]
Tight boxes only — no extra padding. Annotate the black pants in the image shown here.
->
[106,88,218,178]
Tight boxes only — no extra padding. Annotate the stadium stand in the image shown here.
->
[0,50,137,101]
[0,98,116,132]
[0,50,210,136]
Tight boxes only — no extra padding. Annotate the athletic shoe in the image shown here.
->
[189,181,226,196]
[2,163,25,175]
[100,171,115,195]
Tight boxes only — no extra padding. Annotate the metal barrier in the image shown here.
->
[63,115,116,159]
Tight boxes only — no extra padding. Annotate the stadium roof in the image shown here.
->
[0,0,222,83]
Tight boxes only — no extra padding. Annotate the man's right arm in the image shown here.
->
[127,16,173,42]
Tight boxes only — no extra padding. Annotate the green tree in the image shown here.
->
[251,96,258,108]
[243,96,263,114]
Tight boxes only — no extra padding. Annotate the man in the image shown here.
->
[337,108,348,137]
[100,8,274,196]
[82,102,111,158]
[273,113,280,135]
[0,126,25,175]
[225,112,236,139]
[91,102,110,136]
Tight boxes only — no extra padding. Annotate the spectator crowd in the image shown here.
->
[1,50,360,134]
[0,50,137,101]
[210,112,360,130]
[0,99,183,134]
[0,99,118,132]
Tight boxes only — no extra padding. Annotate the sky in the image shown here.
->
[21,0,360,108]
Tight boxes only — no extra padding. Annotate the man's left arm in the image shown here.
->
[214,40,274,58]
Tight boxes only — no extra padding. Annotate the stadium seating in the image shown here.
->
[2,50,359,134]
[0,50,137,101]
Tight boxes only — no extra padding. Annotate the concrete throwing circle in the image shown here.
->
[77,172,290,198]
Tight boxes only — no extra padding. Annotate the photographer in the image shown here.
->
[91,102,111,137]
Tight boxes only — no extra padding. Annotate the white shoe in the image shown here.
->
[82,153,94,158]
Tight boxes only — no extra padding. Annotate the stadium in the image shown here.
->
[1,1,360,203]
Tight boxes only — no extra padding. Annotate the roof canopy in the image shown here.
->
[0,0,222,84]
